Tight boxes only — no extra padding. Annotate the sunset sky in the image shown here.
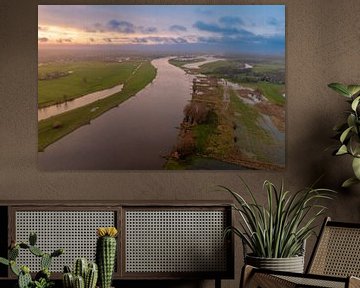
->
[38,5,285,54]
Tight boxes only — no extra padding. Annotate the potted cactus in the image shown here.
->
[0,232,64,288]
[96,227,118,288]
[62,258,98,288]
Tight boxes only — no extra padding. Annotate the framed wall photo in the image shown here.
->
[38,5,285,171]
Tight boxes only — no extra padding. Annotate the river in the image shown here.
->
[38,84,124,121]
[38,57,194,170]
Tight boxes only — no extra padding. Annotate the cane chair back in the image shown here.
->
[307,217,360,278]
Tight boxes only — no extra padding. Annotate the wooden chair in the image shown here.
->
[241,217,360,288]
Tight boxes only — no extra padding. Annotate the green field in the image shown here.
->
[198,60,240,73]
[168,57,206,68]
[240,82,285,105]
[198,59,285,105]
[38,61,139,108]
[38,60,157,151]
[251,62,285,73]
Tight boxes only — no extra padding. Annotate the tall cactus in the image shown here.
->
[96,227,118,288]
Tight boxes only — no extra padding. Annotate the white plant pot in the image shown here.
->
[245,254,305,273]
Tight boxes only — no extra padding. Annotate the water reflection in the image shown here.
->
[38,84,124,121]
[38,58,193,170]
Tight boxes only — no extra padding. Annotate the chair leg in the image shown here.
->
[240,265,255,288]
[240,265,296,288]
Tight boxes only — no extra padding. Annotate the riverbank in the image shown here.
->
[38,60,156,151]
[165,56,285,170]
[38,57,193,169]
[38,61,139,108]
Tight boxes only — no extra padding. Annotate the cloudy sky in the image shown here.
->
[38,5,285,55]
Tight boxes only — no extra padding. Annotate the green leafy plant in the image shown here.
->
[222,179,334,258]
[328,83,360,187]
[0,232,63,288]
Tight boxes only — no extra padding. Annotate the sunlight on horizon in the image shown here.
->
[38,5,285,55]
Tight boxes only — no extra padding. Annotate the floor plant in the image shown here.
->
[222,179,334,266]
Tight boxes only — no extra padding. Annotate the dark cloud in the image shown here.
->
[38,37,48,42]
[107,19,135,33]
[89,38,95,42]
[131,36,188,44]
[56,38,72,43]
[218,16,244,26]
[86,21,157,35]
[169,25,187,32]
[193,21,253,36]
[140,26,157,34]
[197,33,285,54]
[103,38,112,43]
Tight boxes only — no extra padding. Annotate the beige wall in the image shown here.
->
[1,0,360,287]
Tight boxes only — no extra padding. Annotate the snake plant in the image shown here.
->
[328,83,360,187]
[222,179,335,258]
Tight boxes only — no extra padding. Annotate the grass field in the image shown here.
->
[198,60,240,74]
[38,60,156,151]
[38,61,139,108]
[240,82,285,105]
[168,57,206,68]
[251,62,285,73]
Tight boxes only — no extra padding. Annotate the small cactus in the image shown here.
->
[9,247,19,260]
[74,258,88,279]
[63,272,74,288]
[96,227,118,288]
[29,233,37,246]
[10,260,20,276]
[74,275,85,288]
[85,263,98,288]
[41,253,52,270]
[63,259,98,288]
[18,268,32,288]
[29,246,44,257]
[0,232,63,288]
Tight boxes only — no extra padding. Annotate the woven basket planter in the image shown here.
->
[245,254,305,273]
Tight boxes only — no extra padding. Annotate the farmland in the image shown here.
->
[38,59,157,151]
[165,56,285,170]
[38,61,139,108]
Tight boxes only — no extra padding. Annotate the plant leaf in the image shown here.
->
[0,257,9,266]
[328,83,350,97]
[347,85,360,97]
[352,157,360,179]
[336,145,348,155]
[352,96,360,111]
[340,126,353,143]
[342,177,360,188]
